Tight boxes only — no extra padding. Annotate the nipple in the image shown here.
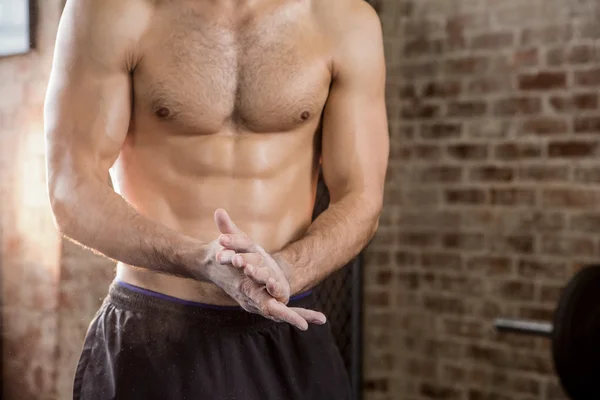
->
[156,107,171,119]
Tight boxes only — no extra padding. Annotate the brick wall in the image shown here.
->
[363,0,600,399]
[0,1,63,399]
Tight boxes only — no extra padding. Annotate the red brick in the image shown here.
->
[493,97,542,116]
[445,188,486,205]
[406,188,440,207]
[398,231,439,248]
[421,252,463,272]
[574,166,600,183]
[569,213,600,233]
[401,103,440,119]
[423,295,466,315]
[542,188,600,209]
[467,120,512,139]
[412,144,442,160]
[521,25,573,46]
[569,44,599,64]
[469,166,514,182]
[404,357,437,379]
[413,166,463,183]
[541,235,595,257]
[466,256,513,277]
[420,383,462,400]
[467,78,507,94]
[445,56,489,75]
[441,363,467,383]
[401,62,438,79]
[493,280,536,301]
[442,233,485,251]
[511,353,554,374]
[447,101,487,117]
[398,211,461,230]
[518,165,569,182]
[512,48,539,67]
[375,269,393,286]
[364,379,389,393]
[550,93,598,111]
[518,71,567,90]
[490,235,535,254]
[539,284,564,304]
[454,12,490,29]
[518,306,555,322]
[443,318,483,339]
[468,389,512,400]
[574,116,600,132]
[404,37,443,57]
[365,291,390,307]
[575,67,600,86]
[521,117,569,135]
[501,211,566,232]
[395,250,419,267]
[423,80,461,97]
[490,188,536,206]
[447,144,489,160]
[466,344,508,365]
[494,142,542,160]
[548,140,597,158]
[399,84,417,98]
[580,21,600,39]
[397,272,420,290]
[421,123,462,140]
[471,32,514,50]
[546,48,565,66]
[365,250,392,266]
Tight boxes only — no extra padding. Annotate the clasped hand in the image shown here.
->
[207,209,326,331]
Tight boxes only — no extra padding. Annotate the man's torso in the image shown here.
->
[113,0,342,304]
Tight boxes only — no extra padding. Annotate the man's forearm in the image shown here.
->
[275,193,381,294]
[50,176,212,280]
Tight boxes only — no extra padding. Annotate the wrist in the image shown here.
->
[273,248,303,295]
[179,239,216,282]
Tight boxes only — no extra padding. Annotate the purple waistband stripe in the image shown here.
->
[115,280,313,310]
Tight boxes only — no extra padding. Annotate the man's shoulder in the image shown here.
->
[313,0,381,48]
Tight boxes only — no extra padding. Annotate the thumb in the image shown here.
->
[214,209,242,235]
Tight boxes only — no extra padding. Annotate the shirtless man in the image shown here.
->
[44,0,388,398]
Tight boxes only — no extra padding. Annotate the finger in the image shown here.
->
[219,234,254,252]
[214,209,244,235]
[244,264,272,285]
[216,249,236,265]
[232,253,262,269]
[290,308,327,325]
[266,277,290,303]
[265,299,309,331]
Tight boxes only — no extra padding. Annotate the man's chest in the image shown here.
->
[132,0,333,134]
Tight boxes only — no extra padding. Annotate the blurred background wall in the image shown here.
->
[363,0,599,399]
[2,0,599,399]
[0,1,113,399]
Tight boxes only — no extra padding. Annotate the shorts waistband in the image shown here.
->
[107,280,317,329]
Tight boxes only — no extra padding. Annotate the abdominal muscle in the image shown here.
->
[111,126,320,305]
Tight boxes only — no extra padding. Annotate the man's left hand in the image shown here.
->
[213,209,292,304]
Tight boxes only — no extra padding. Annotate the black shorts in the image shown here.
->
[73,281,351,400]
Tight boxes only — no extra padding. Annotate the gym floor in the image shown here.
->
[0,0,593,399]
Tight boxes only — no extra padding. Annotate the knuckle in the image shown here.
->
[238,279,253,295]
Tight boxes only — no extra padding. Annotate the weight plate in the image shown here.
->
[552,264,600,400]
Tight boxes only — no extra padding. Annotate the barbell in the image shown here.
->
[494,264,600,400]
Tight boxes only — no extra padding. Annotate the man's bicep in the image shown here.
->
[320,5,389,205]
[45,0,136,181]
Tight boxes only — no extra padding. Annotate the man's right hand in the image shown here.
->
[204,210,326,331]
